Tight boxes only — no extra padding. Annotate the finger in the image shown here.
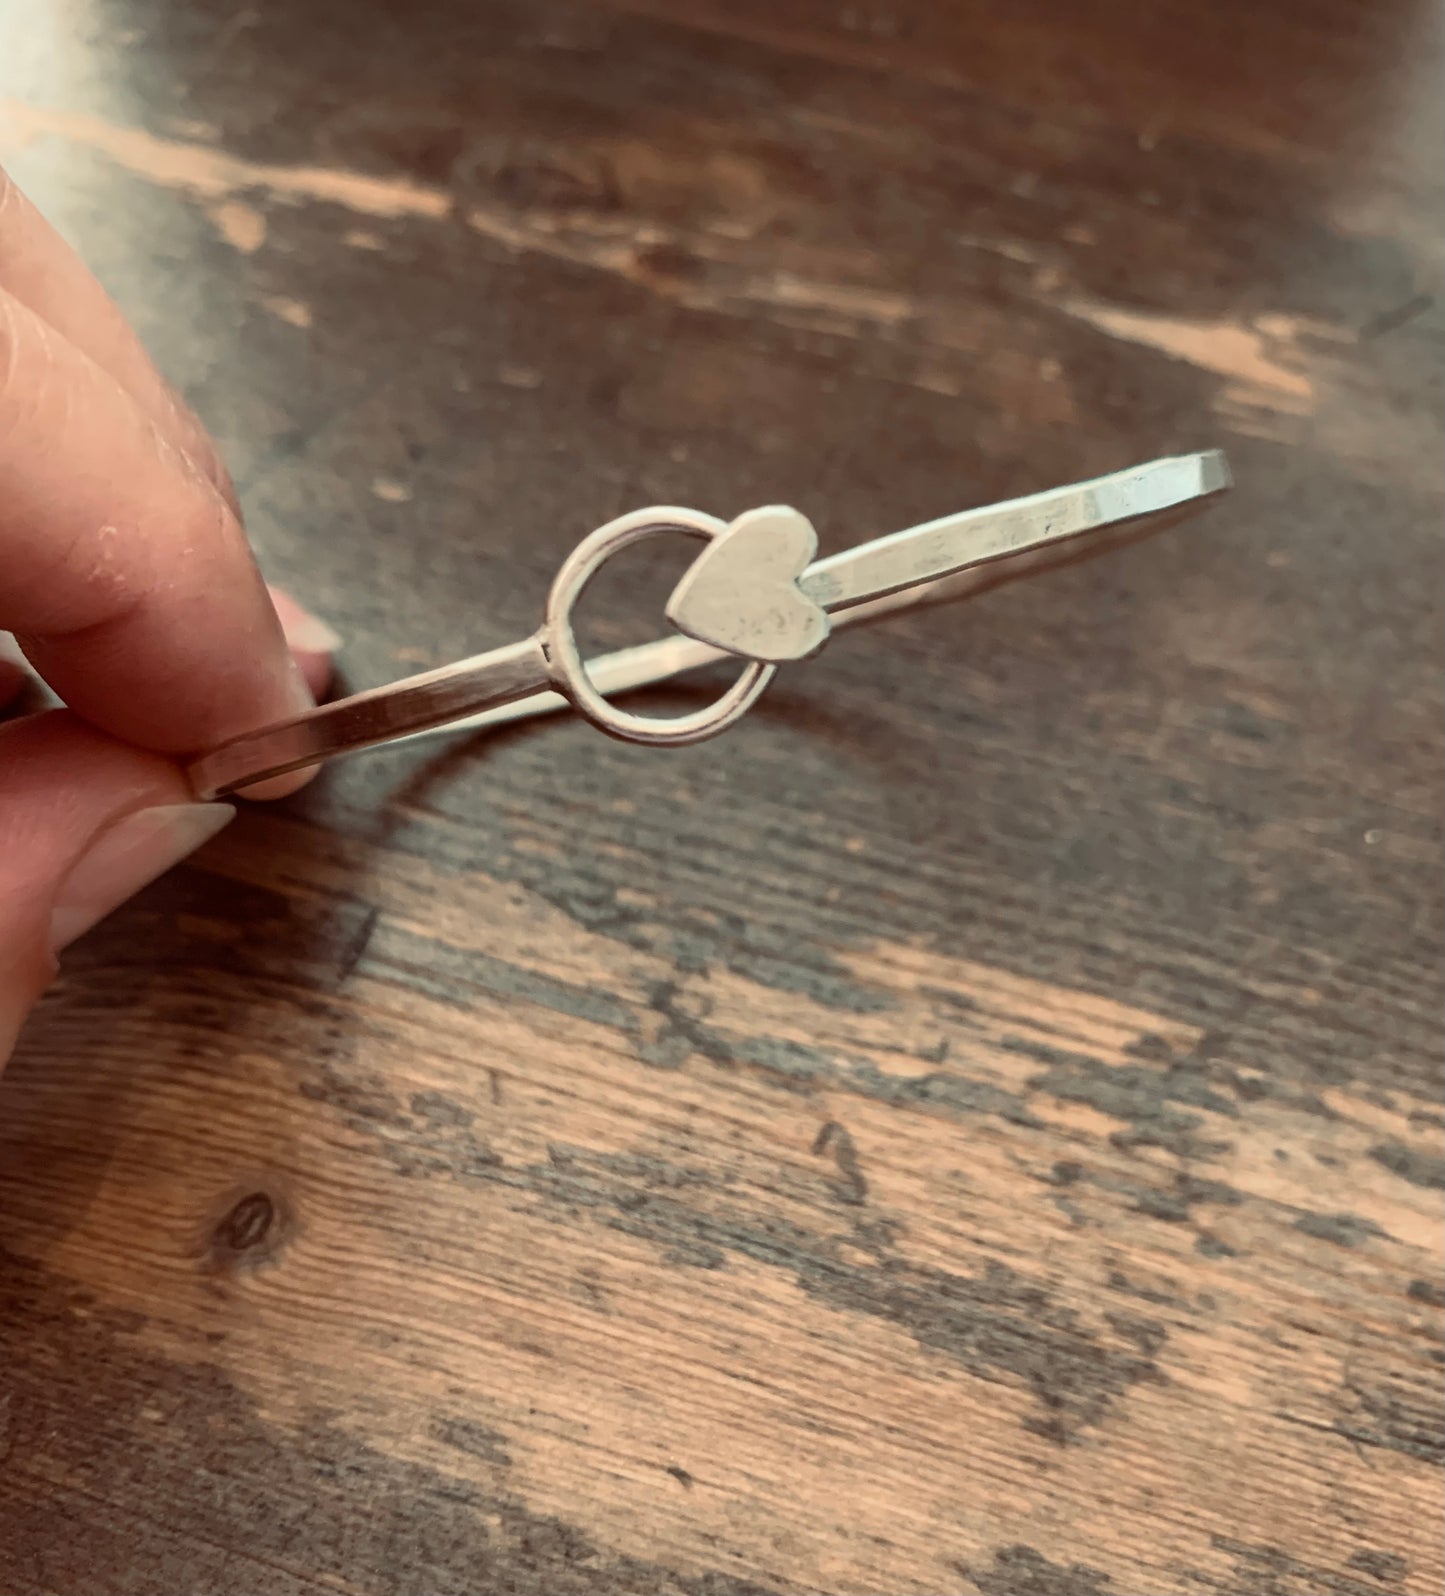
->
[0,710,233,1072]
[0,284,316,767]
[0,167,342,736]
[0,162,240,514]
[4,600,337,714]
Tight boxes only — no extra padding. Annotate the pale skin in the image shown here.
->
[0,165,338,1067]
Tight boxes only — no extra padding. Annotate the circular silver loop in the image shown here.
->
[544,507,776,746]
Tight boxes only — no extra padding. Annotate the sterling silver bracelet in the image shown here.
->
[188,450,1231,799]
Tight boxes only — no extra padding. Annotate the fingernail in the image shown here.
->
[0,633,26,707]
[270,587,343,655]
[50,802,236,952]
[284,609,344,655]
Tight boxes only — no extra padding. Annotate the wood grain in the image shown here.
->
[2,0,1441,1591]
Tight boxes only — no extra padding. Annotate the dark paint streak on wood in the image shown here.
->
[1406,1278,1445,1309]
[1347,1549,1410,1585]
[1210,1535,1416,1596]
[1335,1367,1445,1467]
[374,923,636,1031]
[811,1119,869,1204]
[1011,1034,1240,1160]
[1293,1211,1389,1248]
[431,1415,513,1466]
[959,1543,1114,1595]
[1369,1141,1445,1191]
[644,979,1043,1126]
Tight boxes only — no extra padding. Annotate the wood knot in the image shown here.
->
[206,1184,292,1273]
[217,1191,275,1251]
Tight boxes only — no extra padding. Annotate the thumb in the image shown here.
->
[0,710,233,1069]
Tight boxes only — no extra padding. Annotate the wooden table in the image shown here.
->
[2,2,1441,1591]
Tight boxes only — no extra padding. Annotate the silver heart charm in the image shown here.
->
[664,505,832,664]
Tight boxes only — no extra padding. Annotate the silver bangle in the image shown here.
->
[187,450,1231,800]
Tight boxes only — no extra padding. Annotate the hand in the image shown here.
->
[0,165,338,1070]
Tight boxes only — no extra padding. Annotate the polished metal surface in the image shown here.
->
[187,450,1231,798]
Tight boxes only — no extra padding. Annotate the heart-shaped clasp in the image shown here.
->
[664,505,831,664]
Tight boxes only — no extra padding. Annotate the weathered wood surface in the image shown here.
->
[1,0,1441,1591]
